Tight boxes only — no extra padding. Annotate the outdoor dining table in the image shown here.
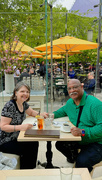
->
[0,168,91,180]
[17,116,81,168]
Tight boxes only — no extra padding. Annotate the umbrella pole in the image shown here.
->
[66,51,68,83]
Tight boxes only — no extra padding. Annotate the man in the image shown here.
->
[68,67,76,79]
[39,61,46,79]
[20,68,30,81]
[53,79,102,172]
[83,72,95,93]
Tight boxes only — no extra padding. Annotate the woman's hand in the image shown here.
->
[70,127,82,136]
[40,112,49,118]
[21,124,33,131]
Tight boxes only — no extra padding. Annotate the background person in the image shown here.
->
[39,61,46,79]
[68,67,76,79]
[19,68,30,81]
[99,66,102,88]
[83,72,95,94]
[0,81,48,169]
[53,79,102,172]
[29,65,35,75]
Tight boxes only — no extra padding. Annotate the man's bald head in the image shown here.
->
[68,79,81,86]
[67,79,84,104]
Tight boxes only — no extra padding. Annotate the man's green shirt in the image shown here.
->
[53,92,102,145]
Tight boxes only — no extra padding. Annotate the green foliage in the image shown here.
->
[68,49,98,70]
[0,0,99,67]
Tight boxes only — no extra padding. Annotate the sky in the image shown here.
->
[54,0,76,10]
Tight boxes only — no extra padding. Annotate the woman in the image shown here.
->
[29,65,34,75]
[0,81,48,169]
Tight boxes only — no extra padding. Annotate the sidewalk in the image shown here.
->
[94,91,102,101]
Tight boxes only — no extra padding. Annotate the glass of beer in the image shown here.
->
[37,116,44,130]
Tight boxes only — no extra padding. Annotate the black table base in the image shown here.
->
[37,141,59,169]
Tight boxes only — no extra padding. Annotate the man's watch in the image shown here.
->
[81,129,85,137]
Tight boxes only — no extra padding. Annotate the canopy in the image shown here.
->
[35,36,98,52]
[41,50,82,56]
[3,41,41,55]
[43,54,65,59]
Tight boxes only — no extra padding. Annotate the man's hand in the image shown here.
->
[40,112,49,118]
[71,127,82,136]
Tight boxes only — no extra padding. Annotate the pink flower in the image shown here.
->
[15,51,18,54]
[4,57,7,60]
[2,41,5,45]
[5,49,8,53]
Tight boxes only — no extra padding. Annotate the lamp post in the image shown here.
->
[94,0,102,93]
[39,1,54,169]
[49,4,53,113]
[40,1,53,112]
[40,1,48,112]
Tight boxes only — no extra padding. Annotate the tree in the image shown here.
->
[0,0,98,57]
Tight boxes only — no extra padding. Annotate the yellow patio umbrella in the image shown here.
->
[3,41,41,54]
[18,57,31,60]
[43,54,65,59]
[35,36,98,52]
[41,50,82,56]
[30,54,43,58]
[35,36,98,75]
[20,53,43,59]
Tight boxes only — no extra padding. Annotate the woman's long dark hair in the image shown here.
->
[11,81,30,102]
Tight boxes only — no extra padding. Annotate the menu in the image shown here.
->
[24,129,60,138]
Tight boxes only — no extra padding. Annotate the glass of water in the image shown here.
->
[48,113,54,123]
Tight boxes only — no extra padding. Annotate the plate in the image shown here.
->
[60,126,70,133]
[53,121,64,128]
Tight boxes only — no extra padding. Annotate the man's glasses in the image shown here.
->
[67,85,81,91]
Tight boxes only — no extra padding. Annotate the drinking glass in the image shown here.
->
[44,118,52,129]
[49,113,54,123]
[60,167,73,180]
[37,116,44,130]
